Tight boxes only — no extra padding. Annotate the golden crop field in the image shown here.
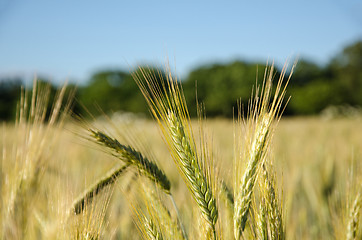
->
[1,71,362,240]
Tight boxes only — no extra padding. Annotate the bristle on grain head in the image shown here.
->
[133,66,219,237]
[234,63,293,239]
[2,79,74,239]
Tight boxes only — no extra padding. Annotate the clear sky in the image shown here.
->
[0,0,361,85]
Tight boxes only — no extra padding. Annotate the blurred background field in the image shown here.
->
[2,112,361,239]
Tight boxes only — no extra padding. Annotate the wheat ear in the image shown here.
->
[72,164,129,214]
[261,163,284,240]
[347,190,362,240]
[90,129,171,194]
[141,184,186,240]
[221,180,234,208]
[257,199,268,240]
[133,67,219,236]
[234,113,272,239]
[234,63,293,239]
[132,186,166,240]
[167,112,218,233]
[143,216,164,240]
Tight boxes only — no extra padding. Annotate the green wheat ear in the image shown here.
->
[72,164,129,215]
[89,129,171,194]
[143,217,164,240]
[132,67,219,237]
[167,111,218,232]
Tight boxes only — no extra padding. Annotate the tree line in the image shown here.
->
[1,40,361,121]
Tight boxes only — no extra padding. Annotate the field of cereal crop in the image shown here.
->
[1,72,362,240]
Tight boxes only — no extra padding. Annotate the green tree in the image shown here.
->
[0,78,22,121]
[328,40,362,105]
[286,59,333,115]
[79,70,129,114]
[79,67,166,117]
[290,59,324,86]
[183,61,269,117]
[288,79,341,115]
[287,40,362,115]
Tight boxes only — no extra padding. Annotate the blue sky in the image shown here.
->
[0,0,361,85]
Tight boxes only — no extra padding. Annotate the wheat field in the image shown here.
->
[1,67,362,239]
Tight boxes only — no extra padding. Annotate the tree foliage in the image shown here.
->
[0,78,22,121]
[287,40,362,114]
[1,40,361,121]
[78,67,166,117]
[183,61,269,117]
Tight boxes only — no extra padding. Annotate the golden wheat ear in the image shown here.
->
[233,63,293,239]
[257,162,285,240]
[2,79,74,239]
[137,183,186,240]
[134,210,164,240]
[133,67,219,238]
[347,188,362,240]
